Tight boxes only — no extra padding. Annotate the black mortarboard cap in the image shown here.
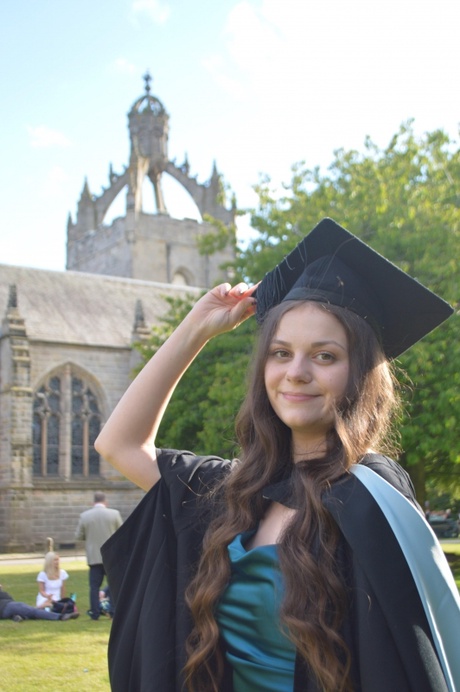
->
[255,218,454,358]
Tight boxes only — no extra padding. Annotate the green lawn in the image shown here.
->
[1,546,459,692]
[443,542,460,590]
[0,560,111,692]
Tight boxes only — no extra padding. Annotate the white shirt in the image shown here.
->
[36,569,69,607]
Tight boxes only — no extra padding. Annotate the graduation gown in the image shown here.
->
[101,449,454,692]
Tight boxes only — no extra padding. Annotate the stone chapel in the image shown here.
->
[0,75,236,551]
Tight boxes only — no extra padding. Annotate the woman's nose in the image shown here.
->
[286,357,312,382]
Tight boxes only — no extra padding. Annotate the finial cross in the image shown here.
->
[143,71,152,94]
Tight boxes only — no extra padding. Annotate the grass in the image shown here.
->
[0,560,111,692]
[1,546,459,692]
[443,542,460,589]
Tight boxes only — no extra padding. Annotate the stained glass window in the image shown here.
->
[32,379,61,476]
[32,370,102,478]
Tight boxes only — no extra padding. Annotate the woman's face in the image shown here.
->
[264,302,350,457]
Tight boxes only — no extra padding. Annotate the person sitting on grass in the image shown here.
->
[0,585,79,622]
[99,586,113,618]
[36,538,69,608]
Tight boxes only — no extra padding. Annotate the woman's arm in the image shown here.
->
[60,571,68,599]
[95,282,256,492]
[37,581,51,600]
[36,595,53,609]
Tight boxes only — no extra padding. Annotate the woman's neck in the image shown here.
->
[292,439,328,463]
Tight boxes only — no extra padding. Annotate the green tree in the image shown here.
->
[239,121,460,499]
[136,122,460,498]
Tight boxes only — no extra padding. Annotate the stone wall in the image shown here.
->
[0,483,145,552]
[66,217,132,278]
[0,335,147,551]
[68,212,234,287]
[0,270,191,552]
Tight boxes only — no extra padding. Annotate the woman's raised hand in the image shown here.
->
[94,281,258,491]
[186,282,258,340]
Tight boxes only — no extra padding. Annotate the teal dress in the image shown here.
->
[215,531,296,691]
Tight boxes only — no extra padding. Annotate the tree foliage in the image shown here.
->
[136,121,460,496]
[134,294,256,459]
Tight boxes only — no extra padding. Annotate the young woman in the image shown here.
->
[96,219,459,692]
[36,541,69,608]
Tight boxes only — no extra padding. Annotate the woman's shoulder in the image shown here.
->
[359,453,418,506]
[156,448,235,489]
[60,569,69,580]
[36,571,46,581]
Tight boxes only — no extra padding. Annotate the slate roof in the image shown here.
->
[0,265,200,347]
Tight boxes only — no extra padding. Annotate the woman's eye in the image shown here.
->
[316,352,335,363]
[269,349,290,358]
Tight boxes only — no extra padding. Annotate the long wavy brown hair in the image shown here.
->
[183,300,401,692]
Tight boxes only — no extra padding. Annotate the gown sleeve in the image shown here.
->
[101,449,233,692]
[359,453,422,511]
[319,455,450,692]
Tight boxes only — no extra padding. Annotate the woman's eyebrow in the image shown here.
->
[311,340,347,352]
[271,337,347,352]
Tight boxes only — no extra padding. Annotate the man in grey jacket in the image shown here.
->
[76,491,122,620]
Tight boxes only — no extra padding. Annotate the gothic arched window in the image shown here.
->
[33,376,61,476]
[33,367,102,478]
[71,376,101,476]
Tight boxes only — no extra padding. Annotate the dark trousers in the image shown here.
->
[3,601,61,620]
[89,563,106,619]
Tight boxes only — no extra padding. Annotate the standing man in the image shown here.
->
[76,491,122,620]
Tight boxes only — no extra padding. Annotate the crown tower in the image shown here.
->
[66,74,235,287]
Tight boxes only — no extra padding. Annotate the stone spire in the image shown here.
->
[7,283,18,309]
[2,284,27,340]
[0,283,33,537]
[132,299,151,341]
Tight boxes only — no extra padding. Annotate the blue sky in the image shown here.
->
[1,0,459,271]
